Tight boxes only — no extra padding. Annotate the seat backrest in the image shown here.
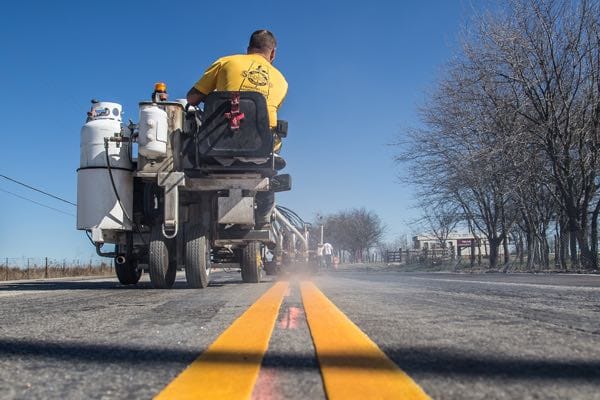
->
[196,91,273,158]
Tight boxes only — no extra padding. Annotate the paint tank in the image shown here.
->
[138,104,168,159]
[77,102,133,231]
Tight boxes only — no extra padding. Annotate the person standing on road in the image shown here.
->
[186,29,289,227]
[323,242,333,267]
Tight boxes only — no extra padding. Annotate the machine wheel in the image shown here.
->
[148,226,177,289]
[241,241,263,283]
[185,224,211,289]
[115,259,142,285]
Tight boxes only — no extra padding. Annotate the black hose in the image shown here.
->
[104,139,133,224]
[278,207,304,227]
[275,205,306,230]
[104,140,149,247]
[85,230,95,246]
[127,130,136,165]
[95,243,117,258]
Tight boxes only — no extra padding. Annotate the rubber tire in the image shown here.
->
[241,241,263,283]
[185,224,211,288]
[115,259,142,285]
[148,226,177,289]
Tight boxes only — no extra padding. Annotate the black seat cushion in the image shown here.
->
[195,91,273,158]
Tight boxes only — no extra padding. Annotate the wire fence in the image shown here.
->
[0,257,113,281]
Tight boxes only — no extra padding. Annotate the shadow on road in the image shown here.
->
[0,337,597,380]
[383,346,600,380]
[0,276,253,291]
[0,281,126,291]
[0,281,221,291]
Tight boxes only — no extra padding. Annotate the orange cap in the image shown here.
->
[154,82,167,92]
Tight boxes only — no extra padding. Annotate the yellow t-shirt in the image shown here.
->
[193,53,288,130]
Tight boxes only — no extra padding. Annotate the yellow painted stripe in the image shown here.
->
[300,281,431,400]
[155,281,289,400]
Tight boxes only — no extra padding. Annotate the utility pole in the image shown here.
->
[316,214,324,245]
[316,214,325,269]
[320,224,324,245]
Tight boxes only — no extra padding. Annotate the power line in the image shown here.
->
[0,188,75,217]
[0,174,77,206]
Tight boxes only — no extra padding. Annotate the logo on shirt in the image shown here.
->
[242,65,269,87]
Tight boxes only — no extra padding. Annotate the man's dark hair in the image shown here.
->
[249,30,277,51]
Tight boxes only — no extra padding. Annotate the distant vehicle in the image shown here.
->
[77,84,304,288]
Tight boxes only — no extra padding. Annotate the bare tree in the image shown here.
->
[466,0,600,268]
[323,208,386,262]
[396,0,600,269]
[397,56,519,268]
[418,200,461,252]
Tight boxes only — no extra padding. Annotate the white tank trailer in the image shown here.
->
[76,84,296,289]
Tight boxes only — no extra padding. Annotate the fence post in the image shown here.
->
[5,257,8,281]
[44,257,48,278]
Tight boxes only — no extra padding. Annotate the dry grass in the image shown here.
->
[0,263,114,281]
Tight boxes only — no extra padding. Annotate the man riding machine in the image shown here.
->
[77,30,290,288]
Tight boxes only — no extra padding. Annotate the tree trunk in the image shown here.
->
[542,235,550,269]
[518,234,524,268]
[503,237,510,265]
[559,218,569,270]
[526,231,535,271]
[569,219,578,268]
[590,201,600,269]
[554,234,560,269]
[576,230,594,270]
[488,237,501,269]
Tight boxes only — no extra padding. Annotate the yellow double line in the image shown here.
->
[155,282,288,400]
[301,281,429,400]
[155,281,429,400]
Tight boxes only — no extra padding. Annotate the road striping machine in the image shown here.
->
[77,83,308,288]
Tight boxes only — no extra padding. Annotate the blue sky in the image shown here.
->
[0,0,482,260]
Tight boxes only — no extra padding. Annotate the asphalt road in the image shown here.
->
[0,268,599,399]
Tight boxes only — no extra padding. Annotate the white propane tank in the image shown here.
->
[138,104,168,159]
[77,101,134,233]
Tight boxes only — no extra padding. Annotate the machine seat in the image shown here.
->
[184,91,274,170]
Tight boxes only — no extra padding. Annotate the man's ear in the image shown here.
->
[270,48,276,63]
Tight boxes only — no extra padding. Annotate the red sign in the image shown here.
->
[456,239,473,247]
